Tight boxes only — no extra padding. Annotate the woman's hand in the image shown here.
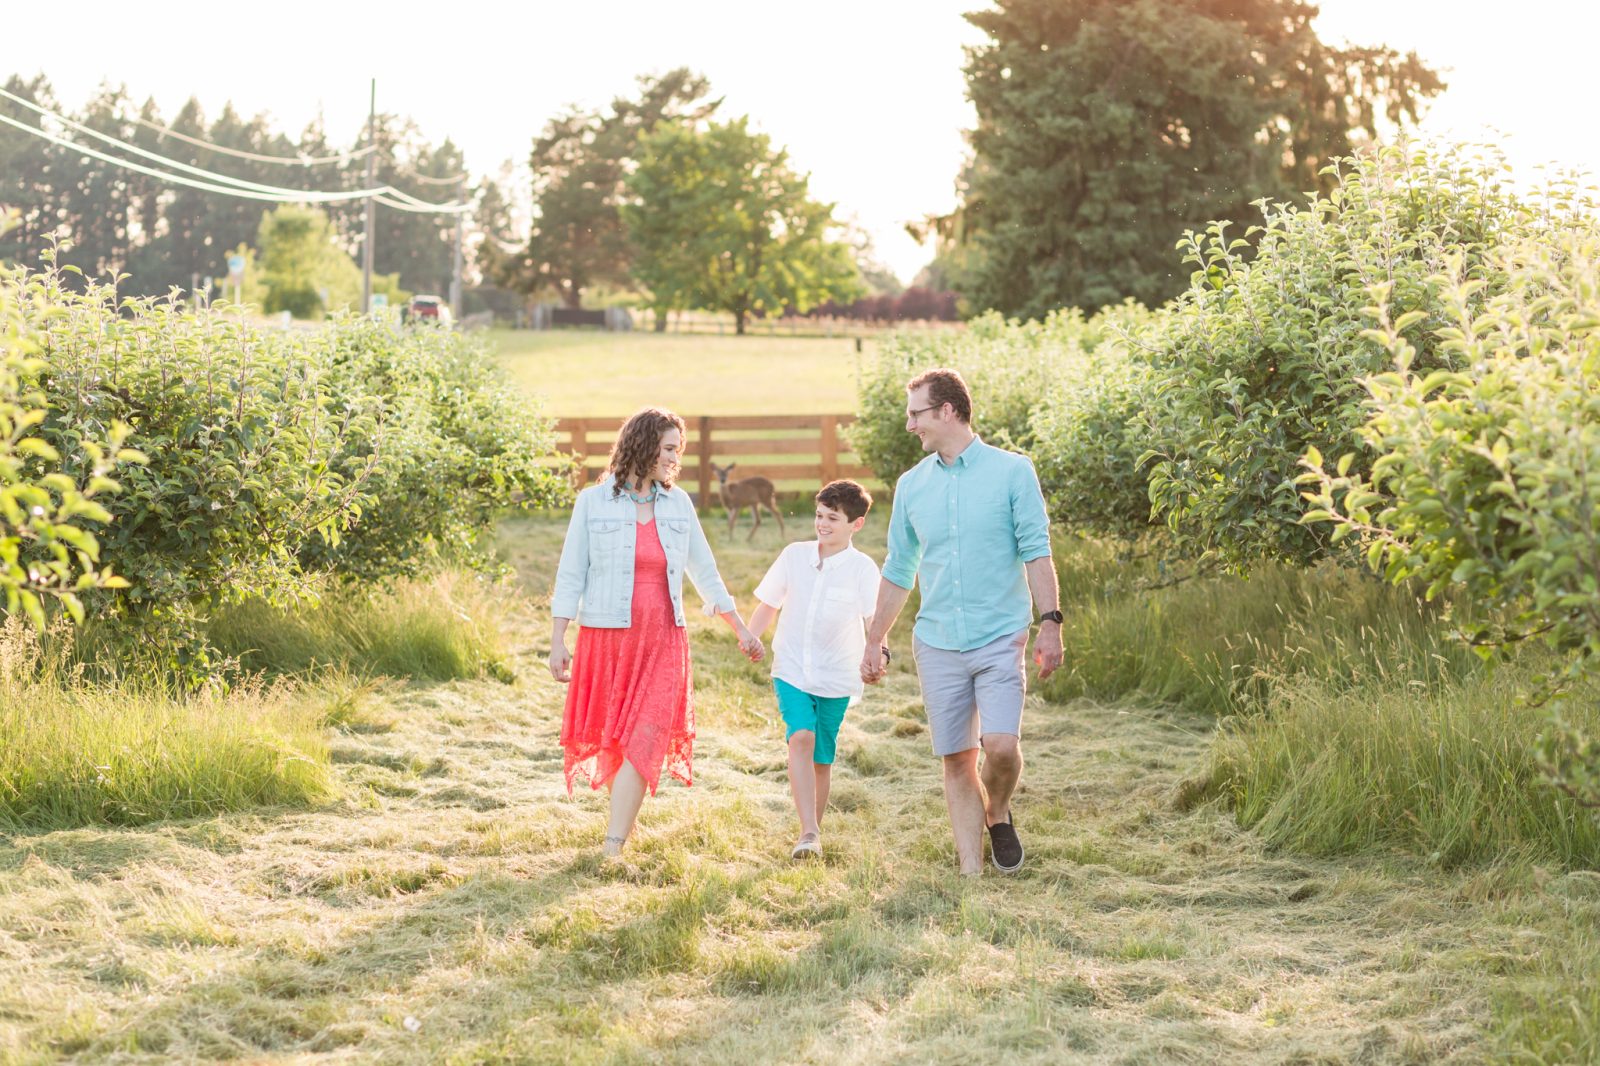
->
[550,633,573,683]
[737,626,765,663]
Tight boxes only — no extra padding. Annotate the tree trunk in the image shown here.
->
[562,281,582,310]
[734,310,746,335]
[654,308,668,333]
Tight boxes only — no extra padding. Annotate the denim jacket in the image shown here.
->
[550,475,736,628]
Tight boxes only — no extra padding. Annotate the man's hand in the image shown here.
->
[737,626,765,663]
[860,643,887,685]
[1034,622,1063,680]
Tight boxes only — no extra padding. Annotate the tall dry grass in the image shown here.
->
[206,570,518,682]
[0,618,340,831]
[1206,666,1600,868]
[1041,539,1481,715]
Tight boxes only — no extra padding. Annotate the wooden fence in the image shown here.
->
[555,414,877,509]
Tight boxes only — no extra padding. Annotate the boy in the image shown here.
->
[747,480,881,859]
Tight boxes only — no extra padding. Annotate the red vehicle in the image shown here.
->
[406,295,452,326]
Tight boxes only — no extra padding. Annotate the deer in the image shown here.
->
[713,462,786,540]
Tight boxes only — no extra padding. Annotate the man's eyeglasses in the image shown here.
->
[906,404,941,420]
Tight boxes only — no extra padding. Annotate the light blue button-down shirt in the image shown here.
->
[882,437,1052,652]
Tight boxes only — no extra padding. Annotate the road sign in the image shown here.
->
[227,254,245,279]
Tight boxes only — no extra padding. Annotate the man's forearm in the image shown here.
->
[867,578,914,645]
[1024,556,1060,616]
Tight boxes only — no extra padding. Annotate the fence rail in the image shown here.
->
[554,414,875,509]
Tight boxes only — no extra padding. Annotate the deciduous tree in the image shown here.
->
[625,118,861,335]
[503,69,717,309]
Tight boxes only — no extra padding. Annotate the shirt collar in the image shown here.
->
[813,543,852,572]
[935,435,984,470]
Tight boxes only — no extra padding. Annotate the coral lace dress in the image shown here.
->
[561,518,694,795]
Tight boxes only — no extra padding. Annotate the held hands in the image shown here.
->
[860,643,888,685]
[1034,623,1064,680]
[737,626,765,663]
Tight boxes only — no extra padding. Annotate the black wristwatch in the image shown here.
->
[1037,610,1064,625]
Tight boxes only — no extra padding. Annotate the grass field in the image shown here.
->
[487,328,877,417]
[3,516,1597,1063]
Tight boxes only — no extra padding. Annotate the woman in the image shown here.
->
[550,407,763,857]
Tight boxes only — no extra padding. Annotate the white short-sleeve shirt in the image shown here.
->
[754,541,880,700]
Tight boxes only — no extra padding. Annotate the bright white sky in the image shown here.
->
[10,0,1597,282]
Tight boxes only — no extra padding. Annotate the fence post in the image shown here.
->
[820,415,839,484]
[697,416,714,511]
[569,419,588,490]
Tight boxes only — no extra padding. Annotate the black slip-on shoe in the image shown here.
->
[988,814,1024,873]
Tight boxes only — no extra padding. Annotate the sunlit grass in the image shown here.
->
[1,517,1596,1062]
[488,328,876,416]
[207,570,519,683]
[0,651,342,832]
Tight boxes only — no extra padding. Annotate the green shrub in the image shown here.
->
[15,259,567,681]
[35,268,381,671]
[299,316,569,583]
[1143,143,1581,570]
[1300,229,1600,808]
[1028,323,1162,540]
[850,305,1150,486]
[1,248,140,630]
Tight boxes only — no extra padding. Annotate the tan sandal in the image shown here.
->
[791,833,821,859]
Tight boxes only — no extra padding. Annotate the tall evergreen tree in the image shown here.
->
[0,75,65,268]
[957,0,1444,317]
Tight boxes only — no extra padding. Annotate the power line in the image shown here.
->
[2,88,381,203]
[403,169,469,186]
[133,114,374,166]
[0,88,471,214]
[0,110,470,214]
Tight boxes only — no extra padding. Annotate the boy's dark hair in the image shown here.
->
[815,479,872,521]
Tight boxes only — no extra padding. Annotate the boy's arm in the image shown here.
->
[748,600,779,637]
[751,548,790,635]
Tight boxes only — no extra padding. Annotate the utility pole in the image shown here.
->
[449,175,465,323]
[361,78,375,314]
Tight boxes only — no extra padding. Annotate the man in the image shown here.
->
[861,368,1063,875]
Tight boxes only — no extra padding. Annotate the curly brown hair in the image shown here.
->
[606,407,687,497]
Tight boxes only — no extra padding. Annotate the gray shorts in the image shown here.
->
[912,628,1028,756]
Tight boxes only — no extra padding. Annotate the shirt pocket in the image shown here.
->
[821,585,861,625]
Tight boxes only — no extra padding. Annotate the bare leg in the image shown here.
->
[979,734,1022,827]
[788,732,820,838]
[603,760,648,857]
[942,749,987,875]
[814,763,832,827]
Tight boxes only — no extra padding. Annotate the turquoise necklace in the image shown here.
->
[622,480,661,504]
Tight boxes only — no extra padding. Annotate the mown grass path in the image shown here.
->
[2,518,1594,1064]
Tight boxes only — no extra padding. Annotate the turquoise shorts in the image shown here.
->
[774,678,851,765]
